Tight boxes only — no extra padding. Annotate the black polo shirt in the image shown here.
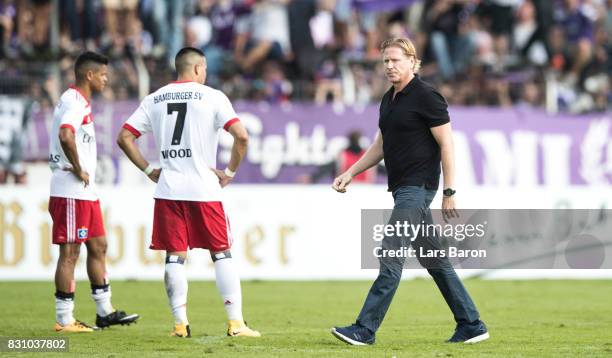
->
[378,75,450,192]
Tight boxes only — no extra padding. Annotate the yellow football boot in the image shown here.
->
[227,320,261,337]
[170,323,191,338]
[54,320,94,333]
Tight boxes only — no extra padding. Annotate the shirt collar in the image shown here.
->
[68,85,90,106]
[386,74,420,97]
[171,80,197,84]
[400,74,419,95]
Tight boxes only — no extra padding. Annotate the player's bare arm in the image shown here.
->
[212,120,248,188]
[430,122,458,220]
[58,126,89,187]
[117,128,161,183]
[332,129,384,193]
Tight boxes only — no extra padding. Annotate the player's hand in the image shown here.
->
[442,196,458,222]
[148,168,161,183]
[211,168,233,188]
[63,166,89,187]
[332,172,353,193]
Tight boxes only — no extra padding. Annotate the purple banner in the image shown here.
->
[352,0,417,12]
[25,101,611,185]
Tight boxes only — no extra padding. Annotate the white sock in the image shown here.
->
[91,284,114,317]
[55,292,74,326]
[165,256,188,325]
[214,255,243,322]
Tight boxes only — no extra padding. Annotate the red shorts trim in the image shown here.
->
[49,197,106,244]
[151,199,232,252]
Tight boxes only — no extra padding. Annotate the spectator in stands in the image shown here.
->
[576,15,610,112]
[59,0,98,54]
[483,1,523,65]
[425,0,475,80]
[516,79,544,109]
[298,130,379,184]
[554,0,594,83]
[29,75,56,110]
[147,0,186,66]
[253,60,292,103]
[288,0,318,80]
[0,95,29,184]
[468,10,496,68]
[184,0,249,85]
[102,0,139,57]
[13,0,52,57]
[314,58,343,106]
[127,15,153,56]
[234,0,292,73]
[512,0,548,66]
[30,0,52,53]
[607,0,612,37]
[184,13,213,55]
[0,0,16,58]
[104,56,139,99]
[337,6,368,61]
[309,0,343,106]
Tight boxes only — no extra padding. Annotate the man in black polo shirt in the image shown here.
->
[330,37,489,345]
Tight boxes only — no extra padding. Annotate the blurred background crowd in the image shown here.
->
[0,0,609,113]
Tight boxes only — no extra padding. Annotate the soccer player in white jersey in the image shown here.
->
[117,47,260,338]
[49,52,139,333]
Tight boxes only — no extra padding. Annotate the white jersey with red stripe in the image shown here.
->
[48,86,98,201]
[123,81,239,202]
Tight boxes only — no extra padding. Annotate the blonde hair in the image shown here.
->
[380,37,422,73]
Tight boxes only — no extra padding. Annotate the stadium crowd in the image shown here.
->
[0,0,610,112]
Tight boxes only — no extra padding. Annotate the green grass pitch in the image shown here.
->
[1,280,611,357]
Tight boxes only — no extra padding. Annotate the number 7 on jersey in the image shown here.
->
[167,102,187,146]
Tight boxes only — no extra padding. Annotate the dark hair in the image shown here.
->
[347,130,363,154]
[74,51,108,81]
[175,47,205,74]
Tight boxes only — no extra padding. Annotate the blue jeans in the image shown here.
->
[151,0,184,63]
[356,185,480,333]
[430,32,474,80]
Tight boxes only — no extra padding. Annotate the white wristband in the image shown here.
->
[224,168,236,178]
[143,164,154,176]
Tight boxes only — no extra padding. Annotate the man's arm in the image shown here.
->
[116,128,160,182]
[59,127,89,186]
[226,121,248,172]
[332,130,384,193]
[212,121,249,188]
[430,122,458,218]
